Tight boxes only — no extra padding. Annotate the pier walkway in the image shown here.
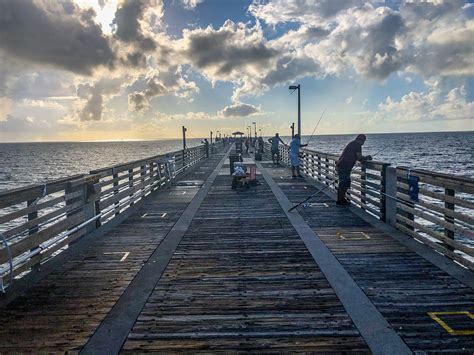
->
[0,146,473,353]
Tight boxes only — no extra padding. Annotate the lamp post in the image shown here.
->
[289,84,301,137]
[252,121,257,140]
[259,128,262,137]
[247,126,251,138]
[210,130,213,144]
[216,130,220,141]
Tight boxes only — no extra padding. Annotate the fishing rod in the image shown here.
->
[305,108,326,146]
[371,145,390,158]
[288,182,334,212]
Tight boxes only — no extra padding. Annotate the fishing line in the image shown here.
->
[305,108,327,146]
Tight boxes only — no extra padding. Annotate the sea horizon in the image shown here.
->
[0,129,472,144]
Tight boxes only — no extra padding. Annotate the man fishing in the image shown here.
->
[336,134,372,205]
[290,134,308,179]
[268,133,285,165]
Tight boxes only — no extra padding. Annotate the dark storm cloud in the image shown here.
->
[220,103,259,117]
[113,0,156,51]
[0,0,115,75]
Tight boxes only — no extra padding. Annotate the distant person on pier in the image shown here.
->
[289,134,308,179]
[202,138,209,157]
[257,136,264,154]
[245,137,250,154]
[336,134,372,205]
[268,133,285,165]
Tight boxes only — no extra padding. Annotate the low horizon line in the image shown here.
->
[1,129,472,144]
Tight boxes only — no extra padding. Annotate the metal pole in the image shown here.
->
[291,123,295,139]
[210,131,213,144]
[297,84,301,137]
[253,122,257,140]
[182,126,186,169]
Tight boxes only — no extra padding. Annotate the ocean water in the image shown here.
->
[297,131,474,179]
[0,138,204,191]
[0,132,472,250]
[0,132,472,191]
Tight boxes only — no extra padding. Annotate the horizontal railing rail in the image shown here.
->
[395,167,474,270]
[263,142,473,270]
[0,143,222,291]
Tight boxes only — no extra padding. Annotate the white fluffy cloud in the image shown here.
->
[128,66,199,112]
[219,103,261,118]
[376,84,474,122]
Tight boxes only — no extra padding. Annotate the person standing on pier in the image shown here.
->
[336,134,372,205]
[258,136,264,154]
[289,134,308,179]
[245,137,250,154]
[202,138,209,158]
[268,133,285,165]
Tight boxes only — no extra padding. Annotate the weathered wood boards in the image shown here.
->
[122,174,369,352]
[271,170,474,353]
[0,152,224,353]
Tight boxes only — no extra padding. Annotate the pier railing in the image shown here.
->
[263,142,474,270]
[0,143,218,290]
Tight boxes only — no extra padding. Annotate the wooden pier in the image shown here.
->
[0,143,473,353]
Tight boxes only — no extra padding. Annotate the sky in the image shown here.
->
[0,0,473,142]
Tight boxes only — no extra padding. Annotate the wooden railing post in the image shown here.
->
[384,166,397,226]
[140,164,146,200]
[27,198,40,270]
[444,188,455,251]
[317,155,322,182]
[397,169,415,231]
[360,165,367,210]
[113,170,119,216]
[128,168,134,207]
[325,158,330,186]
[85,177,100,234]
[27,199,39,235]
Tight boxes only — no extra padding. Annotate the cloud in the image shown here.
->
[0,97,13,121]
[400,2,474,78]
[128,66,199,112]
[302,5,405,80]
[182,20,280,83]
[19,99,65,111]
[177,0,204,9]
[249,0,363,26]
[75,77,124,121]
[219,103,260,118]
[376,84,474,122]
[77,83,103,121]
[112,0,161,51]
[254,0,472,83]
[0,0,114,75]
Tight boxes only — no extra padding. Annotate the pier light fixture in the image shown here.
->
[252,121,257,139]
[289,84,301,137]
